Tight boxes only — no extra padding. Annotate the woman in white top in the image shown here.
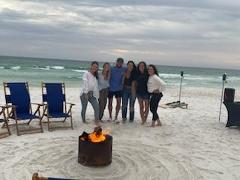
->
[147,64,166,127]
[98,62,110,121]
[80,61,100,123]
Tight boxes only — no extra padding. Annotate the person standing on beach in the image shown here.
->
[98,62,111,121]
[136,61,150,124]
[147,64,166,127]
[80,61,100,124]
[108,58,126,122]
[122,61,137,122]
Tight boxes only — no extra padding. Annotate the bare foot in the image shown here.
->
[107,118,112,122]
[147,121,155,127]
[141,119,146,125]
[95,120,101,126]
[115,120,120,124]
[147,125,155,128]
[156,119,162,126]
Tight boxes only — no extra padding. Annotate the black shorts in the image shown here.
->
[137,93,150,100]
[108,90,123,98]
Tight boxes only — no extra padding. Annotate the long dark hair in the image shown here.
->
[137,61,148,76]
[127,60,137,78]
[148,64,159,76]
[91,61,99,79]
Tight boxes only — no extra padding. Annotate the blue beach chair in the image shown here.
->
[42,82,75,131]
[0,105,11,138]
[224,102,240,127]
[223,88,240,127]
[3,82,45,136]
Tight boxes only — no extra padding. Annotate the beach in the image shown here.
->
[1,86,240,180]
[1,0,240,178]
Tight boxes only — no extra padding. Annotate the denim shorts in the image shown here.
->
[137,93,150,100]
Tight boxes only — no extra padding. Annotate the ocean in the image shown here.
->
[0,55,239,89]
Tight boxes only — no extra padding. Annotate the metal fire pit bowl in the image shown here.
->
[78,134,112,166]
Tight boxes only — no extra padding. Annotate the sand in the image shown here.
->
[0,87,240,180]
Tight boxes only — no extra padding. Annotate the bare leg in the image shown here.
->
[115,97,121,120]
[143,100,150,123]
[108,98,113,120]
[138,98,145,124]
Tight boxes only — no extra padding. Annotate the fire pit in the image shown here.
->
[78,127,112,166]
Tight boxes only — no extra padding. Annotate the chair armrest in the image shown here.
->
[233,102,240,108]
[66,102,75,106]
[0,105,16,108]
[0,105,7,108]
[31,103,44,106]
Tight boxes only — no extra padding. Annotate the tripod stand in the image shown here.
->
[164,71,188,109]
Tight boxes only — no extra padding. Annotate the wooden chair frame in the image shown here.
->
[0,105,11,138]
[42,82,75,131]
[3,82,46,136]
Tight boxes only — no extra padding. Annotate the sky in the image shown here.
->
[0,0,240,69]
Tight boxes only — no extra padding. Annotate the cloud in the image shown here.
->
[0,0,240,69]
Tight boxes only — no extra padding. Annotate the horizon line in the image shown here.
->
[0,54,239,71]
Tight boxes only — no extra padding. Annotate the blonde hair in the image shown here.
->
[102,62,110,80]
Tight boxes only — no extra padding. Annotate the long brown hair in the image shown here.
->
[127,60,137,78]
[91,61,99,79]
[148,64,159,76]
[137,61,148,76]
[102,62,110,80]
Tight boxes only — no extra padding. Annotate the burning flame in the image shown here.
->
[88,132,106,143]
[87,127,111,143]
